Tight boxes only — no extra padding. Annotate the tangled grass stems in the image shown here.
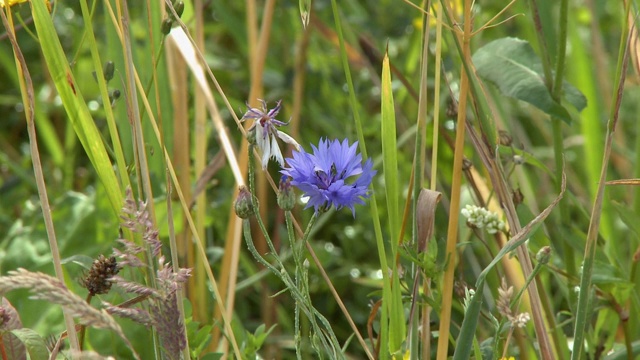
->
[0,269,139,360]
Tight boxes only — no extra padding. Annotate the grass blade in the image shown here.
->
[30,0,123,214]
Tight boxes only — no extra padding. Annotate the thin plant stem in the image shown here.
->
[78,293,94,350]
[241,219,340,357]
[437,0,472,358]
[571,2,631,357]
[329,0,391,356]
[528,0,576,289]
[0,7,80,351]
[285,211,303,360]
[551,0,577,278]
[246,146,343,357]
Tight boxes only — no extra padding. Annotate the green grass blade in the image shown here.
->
[329,0,390,357]
[381,52,401,255]
[30,0,123,214]
[381,52,406,354]
[78,0,131,192]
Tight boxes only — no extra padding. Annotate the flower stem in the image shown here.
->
[286,211,303,360]
[246,145,343,357]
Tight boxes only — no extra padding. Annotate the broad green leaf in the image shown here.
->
[9,329,48,360]
[472,37,587,124]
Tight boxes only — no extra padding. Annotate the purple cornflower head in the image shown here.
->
[241,99,300,169]
[281,138,376,216]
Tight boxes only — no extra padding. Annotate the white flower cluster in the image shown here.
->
[461,204,506,234]
[512,312,531,328]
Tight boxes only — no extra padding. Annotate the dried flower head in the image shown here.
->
[151,259,190,359]
[496,277,530,329]
[0,269,139,359]
[496,277,514,319]
[110,257,191,359]
[461,204,506,234]
[80,255,120,296]
[241,99,300,169]
[281,138,376,216]
[120,188,162,257]
[103,302,152,327]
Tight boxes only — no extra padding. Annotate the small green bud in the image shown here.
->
[174,1,184,18]
[277,176,296,211]
[536,246,551,265]
[234,186,255,219]
[167,1,184,20]
[161,18,173,35]
[109,89,121,107]
[103,61,115,82]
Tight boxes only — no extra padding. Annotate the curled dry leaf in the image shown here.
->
[417,188,442,252]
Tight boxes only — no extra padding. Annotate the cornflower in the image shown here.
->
[281,138,375,216]
[241,99,300,169]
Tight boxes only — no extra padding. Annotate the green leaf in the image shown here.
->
[381,53,406,354]
[472,37,587,124]
[381,53,401,255]
[9,329,49,360]
[591,261,635,303]
[30,0,123,215]
[496,145,553,176]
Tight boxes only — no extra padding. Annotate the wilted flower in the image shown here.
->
[241,99,300,169]
[281,138,375,216]
[461,204,506,234]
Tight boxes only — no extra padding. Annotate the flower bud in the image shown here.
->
[174,1,184,18]
[277,176,296,211]
[103,61,115,82]
[110,89,121,107]
[161,18,173,35]
[498,130,513,146]
[167,1,184,20]
[536,246,552,265]
[234,186,255,219]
